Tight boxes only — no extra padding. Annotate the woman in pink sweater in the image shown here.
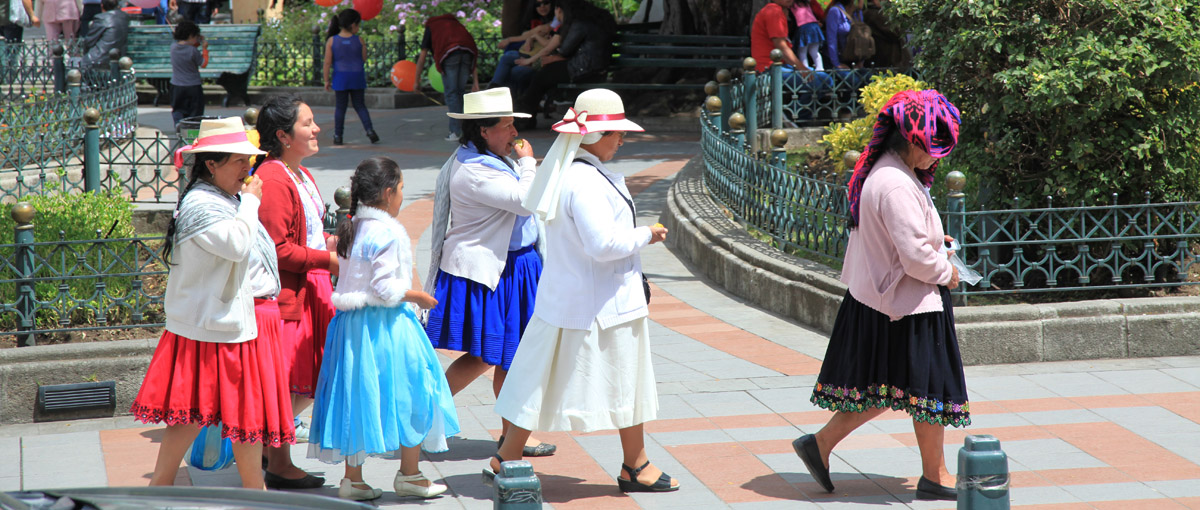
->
[792,90,967,502]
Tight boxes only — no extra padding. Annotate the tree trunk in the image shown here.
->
[659,0,763,36]
[501,0,525,38]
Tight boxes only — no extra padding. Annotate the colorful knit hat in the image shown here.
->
[846,89,961,227]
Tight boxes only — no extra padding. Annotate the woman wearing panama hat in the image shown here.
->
[423,87,556,457]
[130,117,294,490]
[491,88,678,493]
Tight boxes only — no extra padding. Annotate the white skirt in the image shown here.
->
[495,316,658,433]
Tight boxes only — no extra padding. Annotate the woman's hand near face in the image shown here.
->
[648,224,668,244]
[241,175,263,199]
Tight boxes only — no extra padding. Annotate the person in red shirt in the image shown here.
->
[750,0,834,102]
[415,15,481,141]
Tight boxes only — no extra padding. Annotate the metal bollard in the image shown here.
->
[12,203,36,347]
[957,435,1010,510]
[493,460,541,510]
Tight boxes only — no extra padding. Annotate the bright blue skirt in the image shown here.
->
[425,244,542,370]
[308,304,460,465]
[794,22,825,47]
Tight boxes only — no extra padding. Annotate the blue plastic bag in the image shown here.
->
[186,424,234,471]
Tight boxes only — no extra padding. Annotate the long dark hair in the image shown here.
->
[252,94,304,173]
[326,8,362,40]
[520,0,554,31]
[163,152,232,265]
[458,117,502,156]
[335,157,404,259]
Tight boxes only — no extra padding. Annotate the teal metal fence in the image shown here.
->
[702,53,1200,299]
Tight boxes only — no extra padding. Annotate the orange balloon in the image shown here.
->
[314,0,339,6]
[390,60,418,92]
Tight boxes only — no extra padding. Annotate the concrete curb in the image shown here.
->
[664,156,1200,365]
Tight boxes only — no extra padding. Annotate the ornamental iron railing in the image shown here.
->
[702,52,1200,299]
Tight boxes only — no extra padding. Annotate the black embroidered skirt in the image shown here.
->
[811,286,971,427]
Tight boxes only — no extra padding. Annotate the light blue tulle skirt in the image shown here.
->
[307,304,460,466]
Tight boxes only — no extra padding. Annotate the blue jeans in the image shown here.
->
[490,50,521,87]
[334,88,373,137]
[442,51,474,136]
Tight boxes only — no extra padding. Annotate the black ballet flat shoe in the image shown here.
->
[617,460,679,493]
[332,135,343,145]
[366,129,380,144]
[792,434,835,493]
[915,476,957,501]
[498,435,558,457]
[482,453,504,487]
[263,470,325,490]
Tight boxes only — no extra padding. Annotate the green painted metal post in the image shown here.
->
[493,460,541,509]
[53,44,66,93]
[729,112,747,151]
[716,69,732,133]
[945,170,966,249]
[705,95,722,137]
[957,435,1010,509]
[743,58,758,155]
[312,25,323,87]
[770,49,783,130]
[334,185,352,233]
[769,129,788,167]
[84,108,102,193]
[67,69,81,99]
[12,203,36,347]
[108,48,121,81]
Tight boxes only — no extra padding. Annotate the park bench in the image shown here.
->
[125,24,262,108]
[557,32,750,93]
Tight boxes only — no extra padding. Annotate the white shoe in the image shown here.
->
[394,471,447,498]
[444,132,460,142]
[293,419,309,443]
[337,478,383,501]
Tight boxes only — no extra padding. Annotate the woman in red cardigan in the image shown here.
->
[253,94,338,490]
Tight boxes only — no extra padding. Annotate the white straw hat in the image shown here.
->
[447,87,531,119]
[182,117,266,156]
[552,88,643,135]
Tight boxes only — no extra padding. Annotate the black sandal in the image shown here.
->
[481,453,504,487]
[617,461,679,493]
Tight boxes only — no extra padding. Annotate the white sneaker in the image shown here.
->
[337,478,383,501]
[444,132,460,142]
[394,471,447,498]
[293,419,309,443]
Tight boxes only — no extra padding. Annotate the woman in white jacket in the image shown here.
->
[130,118,293,490]
[492,89,678,493]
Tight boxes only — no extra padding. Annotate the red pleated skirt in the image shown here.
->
[278,269,335,397]
[130,299,296,446]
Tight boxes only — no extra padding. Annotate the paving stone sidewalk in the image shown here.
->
[1,105,1198,509]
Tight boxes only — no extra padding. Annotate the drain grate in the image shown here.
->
[37,381,116,412]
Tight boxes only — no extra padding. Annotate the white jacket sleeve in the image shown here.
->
[369,236,409,305]
[191,194,261,263]
[465,157,538,215]
[566,178,652,263]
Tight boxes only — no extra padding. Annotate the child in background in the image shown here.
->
[791,0,825,71]
[170,20,208,126]
[307,156,459,501]
[323,9,379,146]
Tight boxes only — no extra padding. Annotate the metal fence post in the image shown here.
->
[67,68,81,99]
[729,112,747,150]
[945,170,966,247]
[312,25,323,87]
[12,202,36,347]
[704,95,722,137]
[769,129,788,167]
[108,48,121,82]
[743,58,758,154]
[84,107,102,193]
[770,49,783,130]
[334,185,352,232]
[53,44,66,93]
[716,69,731,133]
[397,23,407,60]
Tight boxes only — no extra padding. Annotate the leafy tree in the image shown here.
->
[890,0,1200,207]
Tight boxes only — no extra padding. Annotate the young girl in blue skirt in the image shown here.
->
[307,156,460,501]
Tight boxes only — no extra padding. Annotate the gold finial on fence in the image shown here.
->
[66,69,81,85]
[716,69,731,84]
[770,129,789,148]
[729,112,746,131]
[118,56,133,71]
[705,96,722,113]
[704,81,719,96]
[946,170,966,195]
[11,202,34,226]
[742,57,757,72]
[243,107,259,127]
[83,107,101,127]
[843,150,861,170]
[335,186,352,210]
[769,49,783,64]
[108,48,120,60]
[52,44,64,57]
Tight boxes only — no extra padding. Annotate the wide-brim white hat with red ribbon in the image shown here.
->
[447,87,532,119]
[551,88,643,135]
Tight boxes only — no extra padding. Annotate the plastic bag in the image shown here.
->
[944,239,982,286]
[186,424,234,471]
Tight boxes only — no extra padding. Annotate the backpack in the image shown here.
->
[838,6,875,63]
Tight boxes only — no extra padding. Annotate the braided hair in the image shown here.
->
[252,94,304,173]
[163,152,232,265]
[335,156,403,259]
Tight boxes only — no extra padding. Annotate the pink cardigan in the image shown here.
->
[841,152,954,320]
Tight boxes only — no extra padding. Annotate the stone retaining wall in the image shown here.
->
[664,157,1200,365]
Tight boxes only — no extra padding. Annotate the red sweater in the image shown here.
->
[424,14,478,73]
[256,158,331,321]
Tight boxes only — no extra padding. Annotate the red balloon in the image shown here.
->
[353,0,382,20]
[390,60,417,92]
[314,0,340,6]
[127,0,158,7]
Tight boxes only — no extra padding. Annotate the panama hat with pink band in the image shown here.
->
[173,117,266,168]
